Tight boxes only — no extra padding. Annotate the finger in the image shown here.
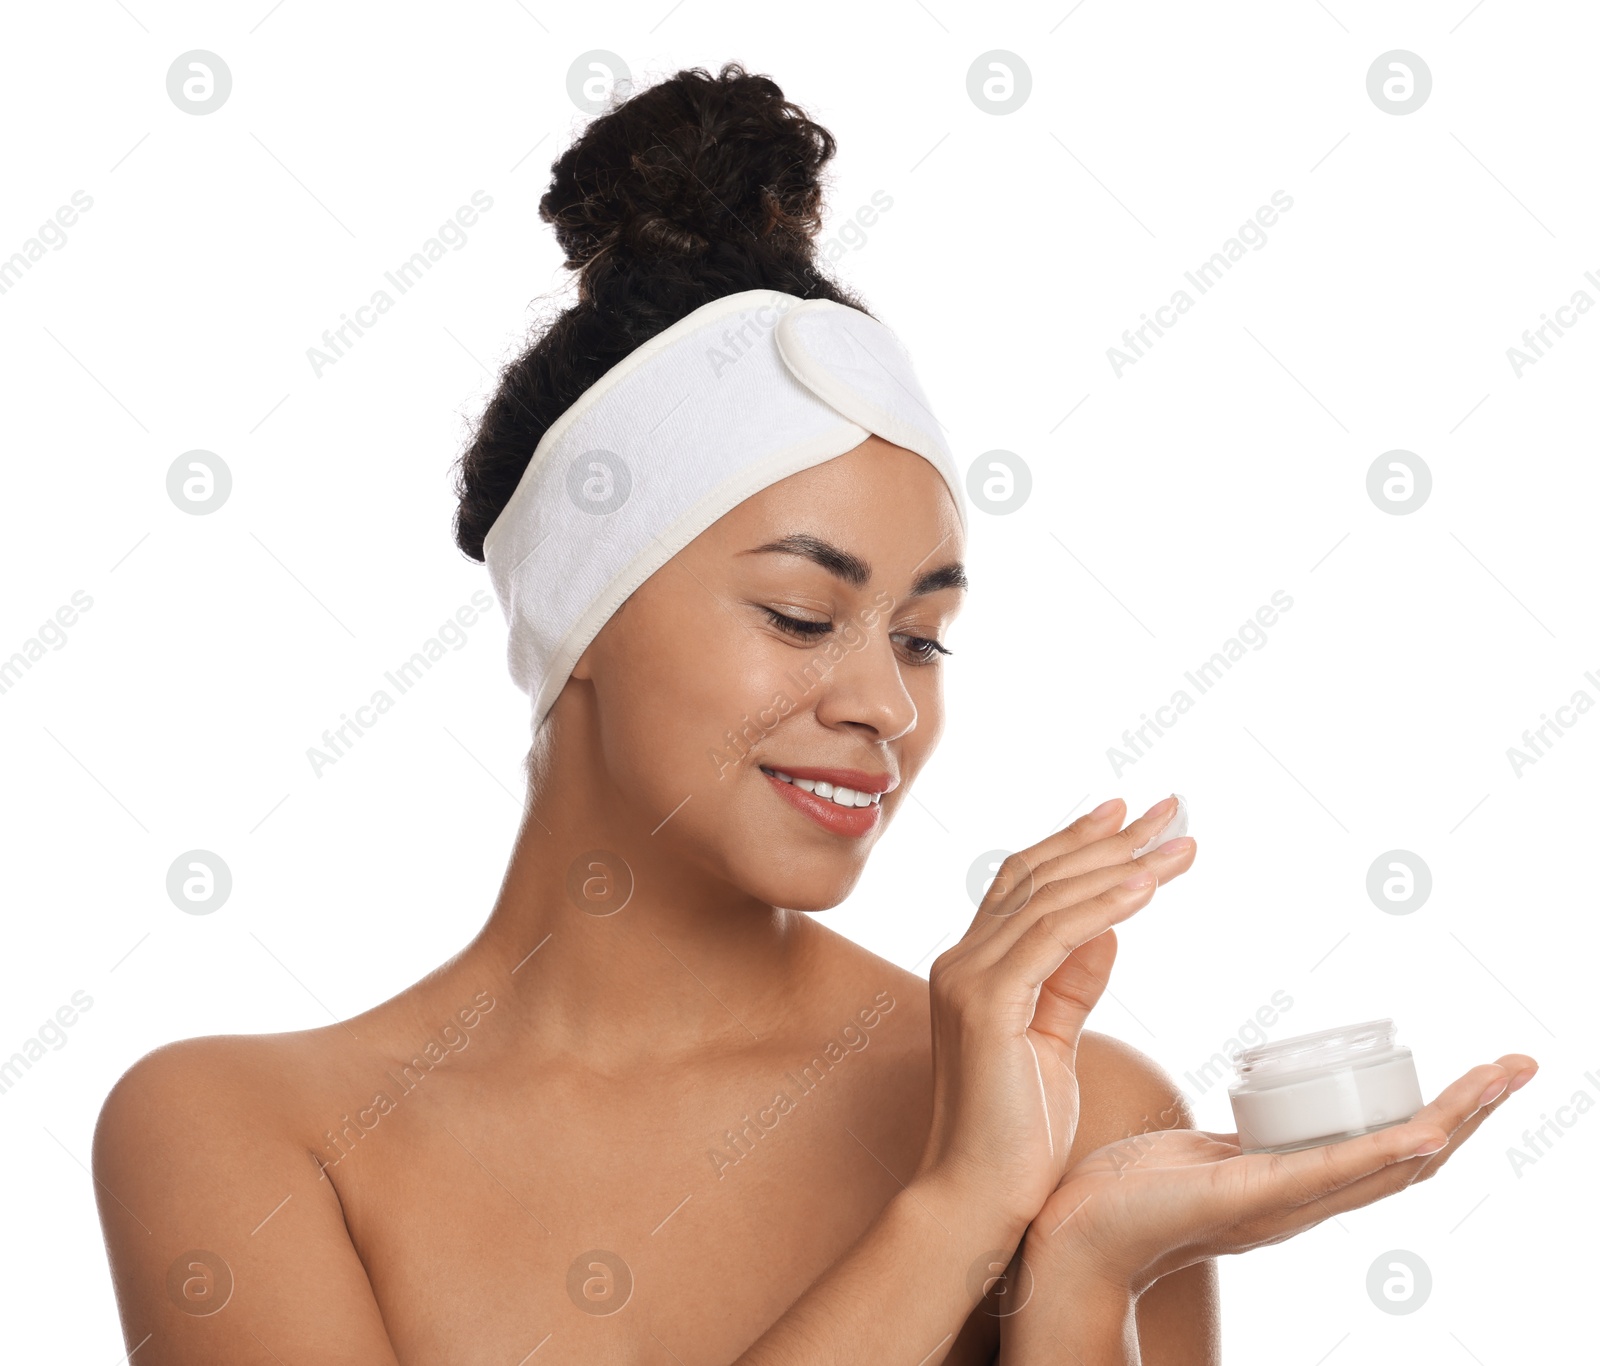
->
[1217,1058,1533,1235]
[1311,1121,1504,1220]
[1253,1114,1450,1219]
[1195,1131,1244,1151]
[1271,1073,1519,1226]
[961,799,1131,941]
[978,836,1196,965]
[1031,926,1118,1050]
[978,794,1180,924]
[1436,1054,1539,1137]
[1267,1062,1504,1190]
[1434,1054,1539,1149]
[1002,872,1164,1001]
[1412,1059,1518,1131]
[1387,1053,1538,1182]
[1029,794,1186,889]
[1258,1142,1441,1230]
[1250,1060,1523,1224]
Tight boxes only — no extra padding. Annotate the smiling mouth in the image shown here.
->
[759,766,884,810]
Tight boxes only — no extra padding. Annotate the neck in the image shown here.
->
[456,701,823,1071]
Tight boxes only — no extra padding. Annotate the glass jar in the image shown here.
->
[1228,1019,1424,1154]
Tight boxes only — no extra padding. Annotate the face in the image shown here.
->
[565,436,967,911]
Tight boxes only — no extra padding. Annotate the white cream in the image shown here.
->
[1229,1019,1424,1154]
[1133,792,1188,856]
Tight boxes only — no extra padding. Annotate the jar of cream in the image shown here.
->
[1228,1019,1424,1154]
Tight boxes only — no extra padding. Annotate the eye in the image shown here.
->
[760,609,954,665]
[893,632,953,664]
[763,608,831,639]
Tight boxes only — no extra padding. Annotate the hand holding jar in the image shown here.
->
[994,1050,1537,1360]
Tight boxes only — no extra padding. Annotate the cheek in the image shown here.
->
[598,607,799,792]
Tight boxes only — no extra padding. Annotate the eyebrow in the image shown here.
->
[742,533,968,597]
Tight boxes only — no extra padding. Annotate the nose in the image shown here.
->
[810,623,919,743]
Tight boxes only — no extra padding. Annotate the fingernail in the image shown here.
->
[1507,1068,1537,1093]
[1413,1136,1447,1156]
[1477,1078,1510,1108]
[1122,870,1155,889]
[1090,798,1120,818]
[1132,793,1188,858]
[1156,837,1193,856]
[1140,794,1176,822]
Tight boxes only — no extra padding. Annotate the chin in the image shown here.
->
[728,846,870,915]
[756,879,860,915]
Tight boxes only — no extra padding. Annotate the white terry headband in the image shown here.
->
[482,287,968,729]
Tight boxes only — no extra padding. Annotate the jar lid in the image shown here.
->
[1231,1018,1401,1087]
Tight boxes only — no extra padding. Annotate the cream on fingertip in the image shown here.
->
[1133,792,1189,857]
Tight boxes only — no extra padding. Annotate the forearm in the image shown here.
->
[733,1174,1023,1365]
[997,1286,1139,1363]
[995,1245,1141,1365]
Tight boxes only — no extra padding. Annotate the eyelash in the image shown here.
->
[761,609,953,664]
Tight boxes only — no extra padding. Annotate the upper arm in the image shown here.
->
[92,1038,402,1365]
[1073,1031,1222,1366]
[1071,1030,1196,1149]
[945,1032,1224,1365]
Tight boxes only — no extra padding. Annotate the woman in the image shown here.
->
[92,63,1536,1364]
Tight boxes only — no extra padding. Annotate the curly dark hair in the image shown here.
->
[450,62,872,562]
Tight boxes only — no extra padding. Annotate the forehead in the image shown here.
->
[711,437,965,556]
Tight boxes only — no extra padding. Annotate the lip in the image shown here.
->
[757,765,898,795]
[758,764,891,838]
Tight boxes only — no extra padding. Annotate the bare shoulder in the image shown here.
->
[94,1026,344,1173]
[91,1026,356,1262]
[798,914,935,1039]
[92,1029,400,1362]
[1070,1028,1196,1160]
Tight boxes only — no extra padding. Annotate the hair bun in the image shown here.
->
[453,64,869,565]
[540,63,836,293]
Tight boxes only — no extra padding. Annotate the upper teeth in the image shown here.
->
[762,767,881,808]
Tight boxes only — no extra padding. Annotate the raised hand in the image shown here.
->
[912,795,1197,1235]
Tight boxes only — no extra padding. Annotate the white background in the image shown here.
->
[2,0,1594,1359]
